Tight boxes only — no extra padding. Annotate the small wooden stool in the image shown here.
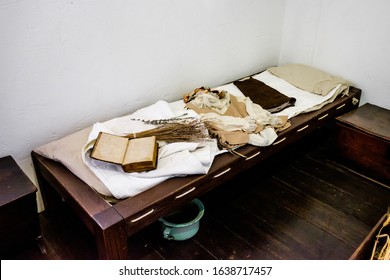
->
[335,103,390,185]
[0,155,43,257]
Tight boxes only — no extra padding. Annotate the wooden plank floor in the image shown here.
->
[4,127,390,260]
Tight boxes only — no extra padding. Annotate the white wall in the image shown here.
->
[0,0,286,211]
[280,0,390,109]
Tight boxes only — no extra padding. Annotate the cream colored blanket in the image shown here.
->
[268,63,351,97]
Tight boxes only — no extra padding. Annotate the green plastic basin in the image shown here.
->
[159,198,205,241]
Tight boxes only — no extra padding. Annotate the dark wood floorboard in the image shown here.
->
[4,127,390,260]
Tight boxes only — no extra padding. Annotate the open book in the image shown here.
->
[90,132,158,173]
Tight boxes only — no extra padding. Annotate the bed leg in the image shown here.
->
[31,153,64,217]
[94,208,128,260]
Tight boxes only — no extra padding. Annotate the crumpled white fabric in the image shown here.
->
[190,91,231,115]
[197,95,281,147]
[81,100,220,199]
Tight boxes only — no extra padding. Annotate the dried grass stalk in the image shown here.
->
[370,208,390,260]
[125,116,212,143]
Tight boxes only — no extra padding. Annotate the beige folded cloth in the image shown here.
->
[268,63,351,96]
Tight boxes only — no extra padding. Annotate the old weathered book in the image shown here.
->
[90,132,158,173]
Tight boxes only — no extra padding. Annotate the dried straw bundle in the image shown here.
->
[125,116,212,143]
[370,209,390,260]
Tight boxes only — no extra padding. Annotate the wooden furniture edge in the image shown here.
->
[31,151,128,259]
[349,213,387,260]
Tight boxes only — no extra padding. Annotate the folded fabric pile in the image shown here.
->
[253,64,352,118]
[267,63,351,97]
[183,87,290,151]
[182,63,351,151]
[233,77,296,113]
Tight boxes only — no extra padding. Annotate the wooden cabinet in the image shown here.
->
[335,103,390,185]
[0,155,41,257]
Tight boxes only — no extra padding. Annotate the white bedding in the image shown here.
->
[81,100,222,199]
[34,70,346,199]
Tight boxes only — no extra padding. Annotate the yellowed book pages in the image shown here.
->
[90,132,128,164]
[122,136,158,172]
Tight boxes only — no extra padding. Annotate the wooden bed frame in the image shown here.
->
[31,87,361,259]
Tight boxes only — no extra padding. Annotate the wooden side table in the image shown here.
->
[0,155,42,257]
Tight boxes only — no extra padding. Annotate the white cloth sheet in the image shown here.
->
[81,100,221,199]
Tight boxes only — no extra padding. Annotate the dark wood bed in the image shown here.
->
[31,86,361,259]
